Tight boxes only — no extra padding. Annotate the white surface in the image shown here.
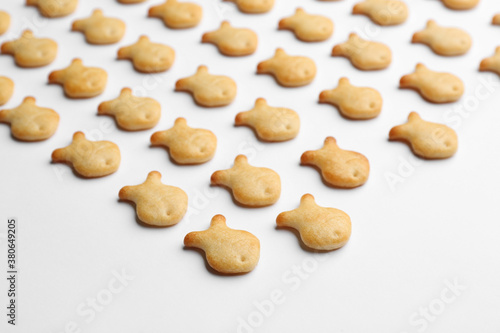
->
[1,0,500,332]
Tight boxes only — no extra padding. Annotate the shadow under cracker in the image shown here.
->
[299,162,365,190]
[149,144,208,167]
[200,40,251,58]
[317,100,379,121]
[233,123,295,143]
[331,55,389,72]
[1,125,54,143]
[0,55,32,69]
[277,26,332,43]
[397,86,459,104]
[115,56,171,74]
[46,82,101,100]
[275,225,341,254]
[182,246,251,277]
[117,198,179,229]
[209,183,275,209]
[255,72,310,88]
[172,89,232,109]
[387,138,453,161]
[50,160,113,180]
[97,114,152,132]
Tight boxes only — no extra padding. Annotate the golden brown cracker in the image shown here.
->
[257,48,316,87]
[389,112,458,159]
[72,9,126,45]
[48,58,107,98]
[202,21,258,56]
[440,0,479,10]
[479,47,500,76]
[51,131,121,178]
[0,77,14,106]
[98,88,161,131]
[235,98,300,141]
[277,194,352,251]
[150,117,217,164]
[400,63,464,103]
[493,14,500,25]
[332,33,391,70]
[184,214,260,274]
[412,20,471,56]
[301,137,370,188]
[119,0,146,3]
[117,35,175,73]
[319,77,382,119]
[148,0,202,29]
[211,155,281,207]
[226,0,274,13]
[27,0,78,18]
[278,8,333,42]
[0,96,59,141]
[119,171,188,226]
[1,30,58,67]
[0,11,10,35]
[175,65,237,107]
[352,0,408,26]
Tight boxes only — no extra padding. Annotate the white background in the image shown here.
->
[1,0,500,332]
